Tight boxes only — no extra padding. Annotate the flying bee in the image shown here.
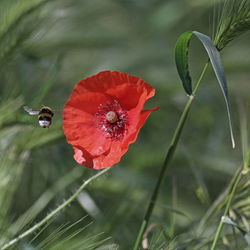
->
[23,106,54,128]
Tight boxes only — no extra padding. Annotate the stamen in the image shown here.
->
[95,100,127,140]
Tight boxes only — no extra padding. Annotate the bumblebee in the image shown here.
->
[23,106,54,128]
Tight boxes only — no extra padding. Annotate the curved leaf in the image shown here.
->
[174,31,235,148]
[174,31,193,94]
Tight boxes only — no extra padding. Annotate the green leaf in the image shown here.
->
[174,31,193,95]
[174,31,235,148]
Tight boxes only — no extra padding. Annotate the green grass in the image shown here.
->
[0,0,249,249]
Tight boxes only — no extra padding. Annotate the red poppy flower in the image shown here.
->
[63,71,158,170]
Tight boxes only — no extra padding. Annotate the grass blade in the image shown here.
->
[174,31,235,148]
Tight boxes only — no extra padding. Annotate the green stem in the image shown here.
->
[133,62,209,250]
[210,167,242,250]
[0,167,111,250]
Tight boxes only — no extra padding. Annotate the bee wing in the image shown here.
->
[23,106,39,115]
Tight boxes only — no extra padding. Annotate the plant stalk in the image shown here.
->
[133,62,209,250]
[0,167,111,250]
[210,167,242,250]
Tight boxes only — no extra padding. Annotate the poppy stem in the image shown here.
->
[133,62,209,250]
[0,167,111,250]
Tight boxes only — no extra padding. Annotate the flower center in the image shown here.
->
[95,100,127,140]
[106,111,118,123]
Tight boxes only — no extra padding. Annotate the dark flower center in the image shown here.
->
[95,100,127,140]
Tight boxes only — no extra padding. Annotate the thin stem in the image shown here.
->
[133,62,209,250]
[0,167,111,250]
[210,167,242,250]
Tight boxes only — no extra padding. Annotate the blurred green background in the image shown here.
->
[0,0,249,249]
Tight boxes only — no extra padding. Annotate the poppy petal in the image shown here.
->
[122,107,159,149]
[63,92,113,155]
[75,71,155,110]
